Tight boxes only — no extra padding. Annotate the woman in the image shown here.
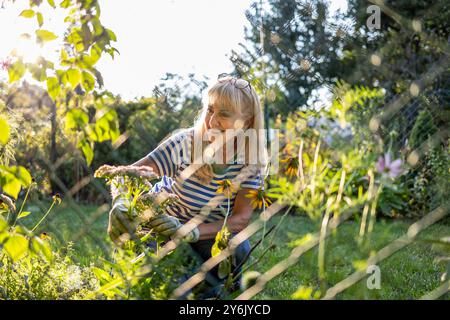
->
[109,74,268,297]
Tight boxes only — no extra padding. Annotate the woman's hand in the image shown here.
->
[108,197,140,245]
[146,214,200,242]
[146,214,181,236]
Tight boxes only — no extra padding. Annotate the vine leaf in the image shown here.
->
[36,29,58,42]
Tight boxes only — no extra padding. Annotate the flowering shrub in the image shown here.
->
[0,243,99,300]
[0,192,100,299]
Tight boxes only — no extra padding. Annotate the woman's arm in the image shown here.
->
[132,156,160,176]
[197,188,254,240]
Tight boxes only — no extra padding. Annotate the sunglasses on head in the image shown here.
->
[217,73,252,90]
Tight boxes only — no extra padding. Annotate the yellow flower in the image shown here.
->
[52,193,62,205]
[39,232,52,241]
[245,188,272,210]
[281,156,299,177]
[211,226,231,257]
[216,179,236,197]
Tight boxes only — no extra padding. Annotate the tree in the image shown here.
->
[1,0,120,199]
[230,0,348,117]
[341,0,450,94]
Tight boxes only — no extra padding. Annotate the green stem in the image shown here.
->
[232,243,275,284]
[31,200,56,233]
[221,194,231,230]
[368,183,383,234]
[225,206,292,288]
[261,198,267,247]
[311,139,321,198]
[12,183,32,227]
[268,205,293,245]
[358,169,375,240]
[318,199,333,281]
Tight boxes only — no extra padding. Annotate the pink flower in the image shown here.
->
[376,153,403,178]
[0,57,12,71]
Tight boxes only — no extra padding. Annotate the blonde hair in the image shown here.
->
[192,77,268,184]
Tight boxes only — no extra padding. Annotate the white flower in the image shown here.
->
[64,265,82,291]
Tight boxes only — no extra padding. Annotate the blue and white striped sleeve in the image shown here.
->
[240,174,263,190]
[147,131,189,177]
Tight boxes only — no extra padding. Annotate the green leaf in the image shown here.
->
[93,109,120,142]
[0,215,7,233]
[4,234,29,262]
[77,54,93,69]
[65,108,88,130]
[81,23,92,47]
[35,29,58,42]
[17,211,31,219]
[14,225,31,236]
[8,60,26,83]
[90,43,102,64]
[0,232,9,245]
[91,267,113,283]
[0,174,21,199]
[106,47,119,59]
[0,117,10,145]
[36,12,44,27]
[85,123,98,141]
[30,236,53,262]
[81,71,95,92]
[19,9,35,18]
[92,68,104,87]
[95,118,110,142]
[47,0,56,8]
[0,165,32,198]
[106,28,117,41]
[60,50,75,66]
[92,19,104,36]
[60,0,71,8]
[66,68,81,88]
[79,139,94,166]
[0,166,30,199]
[46,76,60,100]
[218,259,231,279]
[28,63,47,82]
[0,166,33,187]
[60,48,69,62]
[66,27,86,52]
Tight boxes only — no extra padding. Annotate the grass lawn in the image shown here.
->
[249,213,450,300]
[18,200,450,300]
[19,199,113,266]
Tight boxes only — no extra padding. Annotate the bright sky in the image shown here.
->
[0,0,348,101]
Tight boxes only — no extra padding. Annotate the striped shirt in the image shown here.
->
[147,128,262,223]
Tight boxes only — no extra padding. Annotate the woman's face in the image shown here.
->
[205,103,246,133]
